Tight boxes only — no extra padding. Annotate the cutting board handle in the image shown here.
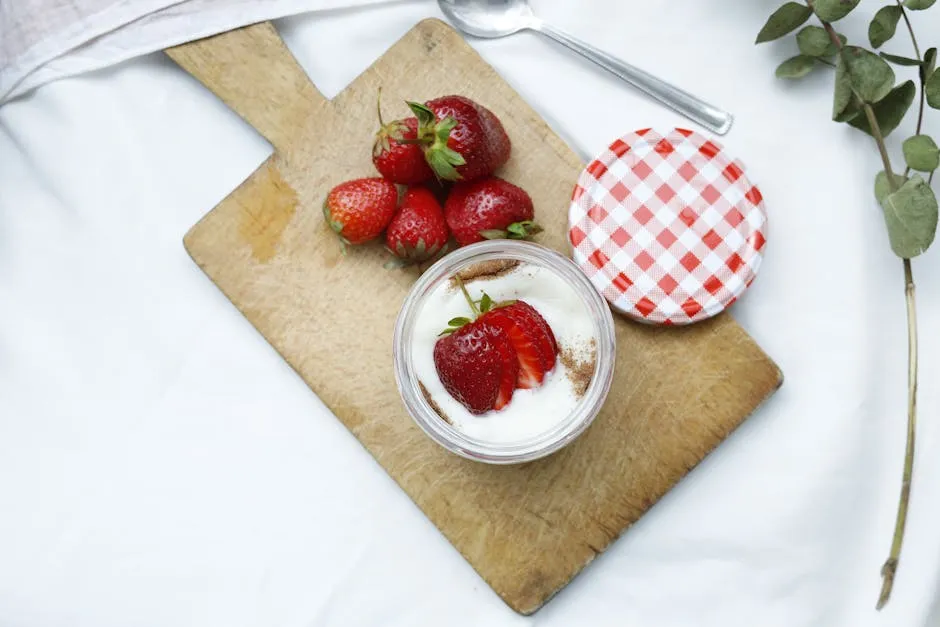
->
[166,21,326,155]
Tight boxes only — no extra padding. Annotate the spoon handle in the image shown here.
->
[531,21,733,136]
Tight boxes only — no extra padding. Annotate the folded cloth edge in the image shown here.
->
[0,0,389,106]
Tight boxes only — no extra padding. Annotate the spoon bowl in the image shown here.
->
[437,0,535,38]
[436,0,734,135]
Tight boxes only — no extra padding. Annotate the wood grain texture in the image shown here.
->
[166,19,783,615]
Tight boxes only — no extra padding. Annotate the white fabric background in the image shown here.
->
[0,0,389,103]
[2,1,940,625]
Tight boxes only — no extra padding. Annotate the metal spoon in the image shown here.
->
[437,0,734,135]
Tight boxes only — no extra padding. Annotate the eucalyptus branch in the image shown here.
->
[815,12,901,187]
[895,0,922,59]
[815,6,918,610]
[894,0,926,176]
[756,0,939,612]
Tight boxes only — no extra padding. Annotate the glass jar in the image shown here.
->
[392,240,616,464]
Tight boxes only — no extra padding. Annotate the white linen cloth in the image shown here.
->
[2,1,940,626]
[0,0,387,103]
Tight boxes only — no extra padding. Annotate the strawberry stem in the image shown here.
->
[376,87,385,128]
[454,275,480,318]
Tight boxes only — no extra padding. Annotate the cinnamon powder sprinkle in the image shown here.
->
[560,339,596,398]
[451,259,520,285]
[419,380,452,425]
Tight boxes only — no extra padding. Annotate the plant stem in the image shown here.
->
[376,87,385,127]
[811,4,920,609]
[895,0,922,59]
[454,276,480,317]
[895,0,926,178]
[858,67,919,617]
[878,259,919,610]
[863,103,899,180]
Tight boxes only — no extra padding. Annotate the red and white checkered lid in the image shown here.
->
[568,128,768,325]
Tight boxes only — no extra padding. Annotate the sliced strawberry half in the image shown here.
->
[484,306,548,389]
[508,301,557,371]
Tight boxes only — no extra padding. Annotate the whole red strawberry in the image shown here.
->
[385,187,450,263]
[323,177,398,246]
[434,321,517,414]
[444,176,541,246]
[407,95,511,182]
[372,92,435,184]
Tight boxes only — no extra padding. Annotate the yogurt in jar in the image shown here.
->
[411,259,598,443]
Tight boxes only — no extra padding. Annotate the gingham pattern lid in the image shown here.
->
[568,128,768,325]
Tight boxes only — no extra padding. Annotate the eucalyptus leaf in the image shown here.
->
[836,97,863,122]
[875,170,909,205]
[813,0,861,22]
[833,55,855,119]
[881,176,939,258]
[903,135,940,171]
[868,5,902,49]
[904,0,936,9]
[776,55,817,78]
[797,25,844,56]
[880,52,922,66]
[841,46,896,103]
[848,80,916,136]
[928,68,940,109]
[756,2,813,43]
[923,48,938,83]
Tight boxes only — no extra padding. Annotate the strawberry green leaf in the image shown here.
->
[479,293,493,313]
[436,117,459,141]
[480,229,508,240]
[426,150,461,181]
[507,220,544,240]
[448,317,472,327]
[423,116,466,181]
[440,146,466,166]
[406,101,437,128]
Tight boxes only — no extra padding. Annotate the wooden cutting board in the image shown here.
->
[166,19,783,615]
